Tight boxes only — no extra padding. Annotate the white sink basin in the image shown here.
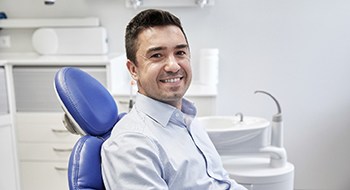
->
[198,116,270,155]
[199,116,269,131]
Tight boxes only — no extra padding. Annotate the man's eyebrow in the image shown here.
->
[175,44,189,49]
[146,46,165,55]
[146,44,189,55]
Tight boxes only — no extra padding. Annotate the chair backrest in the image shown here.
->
[54,67,123,190]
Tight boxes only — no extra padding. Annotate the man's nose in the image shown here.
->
[164,56,181,72]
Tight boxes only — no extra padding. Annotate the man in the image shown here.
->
[101,9,246,190]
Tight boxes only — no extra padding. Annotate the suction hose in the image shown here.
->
[255,90,283,147]
[255,90,287,168]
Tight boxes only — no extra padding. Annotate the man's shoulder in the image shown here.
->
[113,110,146,133]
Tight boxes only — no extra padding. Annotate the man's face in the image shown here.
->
[127,25,192,109]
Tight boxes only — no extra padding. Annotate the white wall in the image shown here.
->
[1,0,350,189]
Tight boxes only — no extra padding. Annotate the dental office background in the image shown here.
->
[1,0,349,189]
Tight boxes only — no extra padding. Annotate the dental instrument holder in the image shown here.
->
[255,90,287,168]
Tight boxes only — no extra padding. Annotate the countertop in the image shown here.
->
[0,53,116,66]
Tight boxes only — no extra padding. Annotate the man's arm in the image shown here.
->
[101,133,168,190]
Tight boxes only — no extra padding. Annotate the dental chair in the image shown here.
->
[54,67,125,190]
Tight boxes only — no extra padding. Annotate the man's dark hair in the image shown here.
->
[125,9,188,64]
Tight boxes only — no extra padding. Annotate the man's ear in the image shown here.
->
[126,59,138,81]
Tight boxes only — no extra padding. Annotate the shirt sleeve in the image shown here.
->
[230,179,248,190]
[101,132,169,190]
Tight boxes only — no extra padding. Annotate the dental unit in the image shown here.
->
[198,90,295,190]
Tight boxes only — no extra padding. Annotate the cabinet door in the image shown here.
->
[13,66,106,112]
[20,162,68,190]
[0,115,18,190]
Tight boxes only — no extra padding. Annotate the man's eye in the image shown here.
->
[150,53,162,58]
[176,51,187,56]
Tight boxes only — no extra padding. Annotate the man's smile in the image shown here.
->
[160,77,183,83]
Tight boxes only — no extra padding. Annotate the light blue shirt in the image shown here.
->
[101,93,246,190]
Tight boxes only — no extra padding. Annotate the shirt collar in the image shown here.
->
[134,93,197,127]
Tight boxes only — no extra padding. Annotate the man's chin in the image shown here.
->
[160,92,185,102]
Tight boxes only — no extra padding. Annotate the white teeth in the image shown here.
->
[164,78,180,83]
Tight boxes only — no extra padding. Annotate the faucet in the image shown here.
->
[235,112,244,122]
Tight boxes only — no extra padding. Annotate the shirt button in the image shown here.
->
[175,113,180,117]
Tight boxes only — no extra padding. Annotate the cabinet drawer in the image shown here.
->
[19,143,73,161]
[20,162,68,190]
[15,112,65,127]
[17,124,79,143]
[16,112,79,143]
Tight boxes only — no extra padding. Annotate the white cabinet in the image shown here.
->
[0,115,19,190]
[0,55,110,190]
[16,112,78,190]
[12,64,106,189]
[0,63,20,190]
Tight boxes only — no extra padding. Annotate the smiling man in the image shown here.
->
[101,9,246,190]
[127,24,191,109]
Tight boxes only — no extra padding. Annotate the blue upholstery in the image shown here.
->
[54,67,119,136]
[54,67,123,190]
[69,136,105,189]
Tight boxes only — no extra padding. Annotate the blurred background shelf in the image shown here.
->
[0,18,99,28]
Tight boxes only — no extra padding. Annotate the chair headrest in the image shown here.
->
[54,67,119,136]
